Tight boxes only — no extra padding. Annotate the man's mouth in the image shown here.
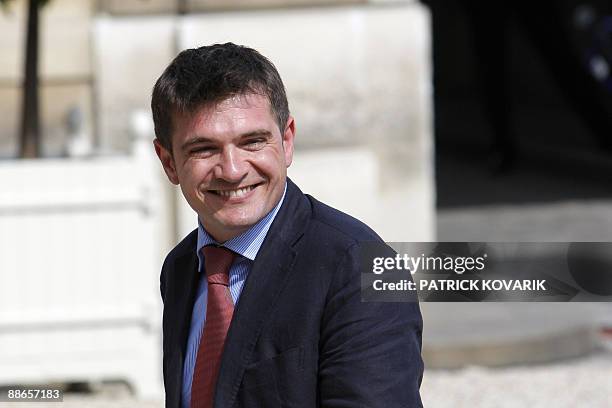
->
[208,183,262,198]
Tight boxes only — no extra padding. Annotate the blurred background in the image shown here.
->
[0,0,611,406]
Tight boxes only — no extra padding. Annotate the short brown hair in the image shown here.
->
[151,43,290,151]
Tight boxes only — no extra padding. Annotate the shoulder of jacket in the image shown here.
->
[305,194,383,245]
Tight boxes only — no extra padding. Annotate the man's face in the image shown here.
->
[154,93,295,242]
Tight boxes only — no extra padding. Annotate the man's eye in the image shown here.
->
[191,146,215,155]
[244,139,265,149]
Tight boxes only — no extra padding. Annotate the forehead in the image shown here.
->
[176,93,275,134]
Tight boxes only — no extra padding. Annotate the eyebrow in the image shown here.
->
[181,136,215,152]
[240,129,273,139]
[181,129,273,152]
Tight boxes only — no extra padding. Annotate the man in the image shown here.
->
[152,43,424,408]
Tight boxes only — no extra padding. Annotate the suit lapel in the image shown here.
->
[166,248,199,408]
[213,179,310,408]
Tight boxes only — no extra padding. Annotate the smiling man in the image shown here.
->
[152,43,424,408]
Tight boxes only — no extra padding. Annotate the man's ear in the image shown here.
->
[154,139,180,185]
[282,116,296,168]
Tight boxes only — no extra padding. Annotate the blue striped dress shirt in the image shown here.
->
[181,183,287,408]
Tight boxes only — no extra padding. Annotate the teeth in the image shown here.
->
[215,185,255,198]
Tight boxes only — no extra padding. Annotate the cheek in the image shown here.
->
[179,161,212,184]
[254,150,286,173]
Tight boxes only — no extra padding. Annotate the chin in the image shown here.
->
[218,214,260,231]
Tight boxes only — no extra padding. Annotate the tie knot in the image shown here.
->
[202,245,236,286]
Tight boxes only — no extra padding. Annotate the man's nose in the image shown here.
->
[214,146,247,182]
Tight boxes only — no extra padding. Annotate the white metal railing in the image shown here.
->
[0,138,166,397]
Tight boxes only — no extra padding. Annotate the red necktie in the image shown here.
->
[191,246,236,408]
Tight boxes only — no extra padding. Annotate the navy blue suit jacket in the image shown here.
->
[160,179,424,407]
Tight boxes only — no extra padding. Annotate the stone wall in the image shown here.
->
[99,0,366,14]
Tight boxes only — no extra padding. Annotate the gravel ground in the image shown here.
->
[4,348,611,408]
[421,349,612,408]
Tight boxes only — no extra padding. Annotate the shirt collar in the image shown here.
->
[196,182,287,271]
